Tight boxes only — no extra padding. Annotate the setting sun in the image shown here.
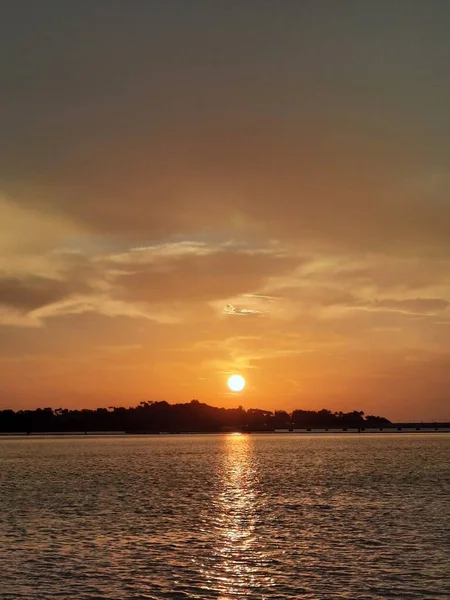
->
[227,374,245,392]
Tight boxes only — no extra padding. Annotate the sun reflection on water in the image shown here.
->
[201,433,268,598]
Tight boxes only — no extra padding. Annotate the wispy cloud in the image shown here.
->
[29,295,181,325]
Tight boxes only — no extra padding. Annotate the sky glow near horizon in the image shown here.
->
[1,1,450,420]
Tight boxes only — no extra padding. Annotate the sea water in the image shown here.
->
[1,433,449,599]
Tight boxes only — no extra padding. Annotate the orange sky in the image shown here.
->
[1,3,450,420]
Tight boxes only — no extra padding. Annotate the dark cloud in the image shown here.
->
[111,249,297,305]
[5,127,450,256]
[1,3,450,257]
[0,275,90,311]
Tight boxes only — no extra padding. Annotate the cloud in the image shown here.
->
[0,196,81,255]
[4,122,450,259]
[0,237,297,327]
[222,304,262,316]
[107,241,217,265]
[242,293,282,301]
[0,275,91,311]
[109,243,297,306]
[29,295,180,325]
[0,306,41,328]
[370,298,449,315]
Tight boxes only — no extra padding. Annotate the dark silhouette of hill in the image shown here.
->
[0,400,391,433]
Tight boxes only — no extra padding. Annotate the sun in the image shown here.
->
[227,374,245,392]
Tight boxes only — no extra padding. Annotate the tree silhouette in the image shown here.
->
[0,400,392,433]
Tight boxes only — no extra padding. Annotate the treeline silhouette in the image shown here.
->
[0,400,390,433]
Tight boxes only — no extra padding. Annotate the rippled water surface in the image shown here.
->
[1,434,450,599]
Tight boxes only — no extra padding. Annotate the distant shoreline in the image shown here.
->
[2,401,449,435]
[1,427,450,436]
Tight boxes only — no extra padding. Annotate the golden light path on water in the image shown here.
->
[200,433,274,598]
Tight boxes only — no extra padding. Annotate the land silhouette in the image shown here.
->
[0,400,391,433]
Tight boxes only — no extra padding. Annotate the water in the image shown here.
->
[1,434,449,599]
